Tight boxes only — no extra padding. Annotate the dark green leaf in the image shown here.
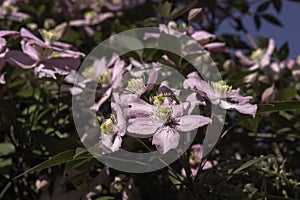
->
[95,196,115,200]
[257,1,270,12]
[254,14,261,30]
[231,155,273,175]
[278,87,296,100]
[278,41,289,60]
[169,0,197,20]
[271,0,282,12]
[257,101,300,114]
[239,117,260,132]
[14,150,76,179]
[262,14,283,26]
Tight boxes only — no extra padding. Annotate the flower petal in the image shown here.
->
[127,117,162,135]
[152,126,180,154]
[219,100,257,117]
[179,115,211,132]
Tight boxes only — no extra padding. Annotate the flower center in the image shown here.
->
[210,80,232,98]
[126,78,145,95]
[189,154,198,166]
[156,106,172,122]
[99,69,111,85]
[82,67,96,79]
[250,48,264,60]
[39,29,61,45]
[100,118,117,135]
[85,10,97,21]
[152,93,167,105]
[33,44,53,59]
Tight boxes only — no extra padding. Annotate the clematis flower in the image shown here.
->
[90,56,129,111]
[99,101,125,154]
[70,10,114,36]
[6,28,84,79]
[183,72,257,117]
[181,144,217,177]
[122,60,161,98]
[0,0,29,22]
[235,39,275,71]
[127,82,211,154]
[0,30,20,84]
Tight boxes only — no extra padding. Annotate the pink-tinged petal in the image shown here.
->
[171,105,183,119]
[145,62,161,91]
[69,87,83,95]
[111,59,125,81]
[227,89,253,104]
[260,39,275,68]
[20,28,46,47]
[100,133,122,154]
[20,40,41,61]
[204,42,228,53]
[111,102,126,134]
[143,32,160,40]
[0,37,7,53]
[270,62,281,73]
[292,69,300,76]
[191,144,203,162]
[110,134,122,152]
[6,50,36,69]
[191,31,215,44]
[44,57,81,70]
[107,53,119,67]
[179,115,211,132]
[261,84,277,103]
[249,63,259,71]
[181,167,199,177]
[184,72,213,98]
[90,87,113,111]
[0,73,6,84]
[0,30,20,39]
[202,160,217,170]
[185,92,206,114]
[219,100,257,117]
[152,126,180,154]
[128,97,154,117]
[34,64,57,79]
[235,50,254,66]
[265,38,276,57]
[127,117,162,135]
[285,59,296,70]
[69,19,89,27]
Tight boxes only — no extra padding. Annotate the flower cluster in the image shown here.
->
[83,56,258,155]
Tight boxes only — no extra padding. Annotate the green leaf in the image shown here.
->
[271,0,282,12]
[231,155,273,175]
[168,169,183,189]
[278,42,289,60]
[95,196,115,200]
[257,1,270,12]
[169,0,197,20]
[257,101,300,114]
[0,143,15,156]
[157,1,172,18]
[14,150,76,179]
[135,17,162,26]
[64,158,91,175]
[278,87,296,100]
[262,14,283,26]
[254,14,261,30]
[239,117,260,133]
